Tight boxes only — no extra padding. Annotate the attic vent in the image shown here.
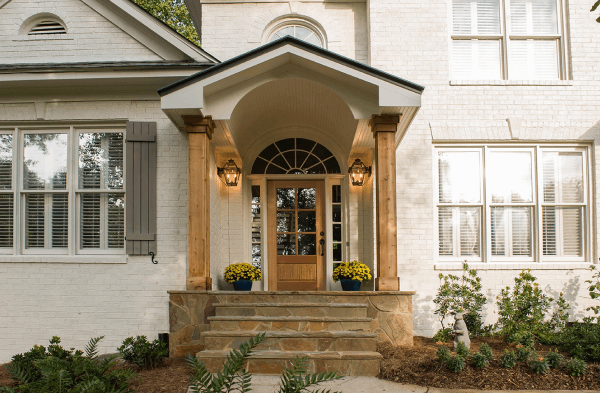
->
[28,21,66,35]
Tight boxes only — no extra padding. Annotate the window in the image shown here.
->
[436,145,588,262]
[250,185,262,269]
[265,17,326,48]
[0,126,125,255]
[450,0,566,80]
[269,25,323,47]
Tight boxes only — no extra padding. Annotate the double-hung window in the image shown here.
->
[436,145,589,263]
[0,126,125,255]
[451,0,566,80]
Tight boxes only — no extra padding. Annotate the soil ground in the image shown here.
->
[2,337,600,392]
[379,336,600,390]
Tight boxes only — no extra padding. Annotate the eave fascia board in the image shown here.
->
[0,69,206,83]
[184,0,203,41]
[81,0,218,63]
[0,0,12,9]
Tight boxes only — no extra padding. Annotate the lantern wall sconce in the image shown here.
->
[217,159,241,186]
[348,158,371,186]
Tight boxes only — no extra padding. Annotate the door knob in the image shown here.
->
[319,238,325,256]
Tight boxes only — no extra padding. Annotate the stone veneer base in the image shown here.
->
[168,291,415,357]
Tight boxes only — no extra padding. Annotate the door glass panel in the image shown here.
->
[298,211,316,232]
[332,205,341,222]
[333,224,342,242]
[333,243,342,261]
[298,188,316,209]
[277,234,296,255]
[277,212,295,232]
[298,234,316,255]
[277,188,295,209]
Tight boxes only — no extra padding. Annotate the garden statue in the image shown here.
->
[452,312,471,350]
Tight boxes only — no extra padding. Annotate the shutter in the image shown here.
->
[0,194,13,248]
[509,0,557,35]
[52,194,68,248]
[125,121,157,255]
[453,0,500,34]
[438,207,454,256]
[81,194,101,248]
[459,207,480,256]
[490,207,505,255]
[25,194,45,248]
[511,207,532,256]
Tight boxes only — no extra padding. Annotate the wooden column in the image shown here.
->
[371,115,401,291]
[182,115,215,290]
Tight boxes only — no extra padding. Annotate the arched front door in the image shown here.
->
[267,180,326,291]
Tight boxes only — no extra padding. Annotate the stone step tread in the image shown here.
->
[214,303,367,308]
[202,331,378,338]
[208,316,371,322]
[196,350,382,360]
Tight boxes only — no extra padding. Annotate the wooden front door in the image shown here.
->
[267,180,325,291]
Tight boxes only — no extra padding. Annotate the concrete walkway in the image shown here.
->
[188,376,600,392]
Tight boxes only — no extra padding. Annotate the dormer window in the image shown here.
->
[28,20,67,35]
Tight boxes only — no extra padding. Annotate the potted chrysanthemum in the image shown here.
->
[224,262,263,291]
[332,261,372,291]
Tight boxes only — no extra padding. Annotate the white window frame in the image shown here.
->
[435,144,591,264]
[449,0,569,80]
[0,125,126,257]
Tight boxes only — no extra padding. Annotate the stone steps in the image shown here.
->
[195,350,382,376]
[202,330,377,352]
[207,315,372,332]
[214,303,368,318]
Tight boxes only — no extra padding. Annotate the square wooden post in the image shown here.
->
[371,115,401,291]
[182,115,215,290]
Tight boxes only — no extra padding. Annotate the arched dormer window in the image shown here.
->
[264,17,326,48]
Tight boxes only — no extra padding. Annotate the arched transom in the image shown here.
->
[251,138,341,174]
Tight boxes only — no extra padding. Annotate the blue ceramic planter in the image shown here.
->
[340,279,361,291]
[232,279,253,291]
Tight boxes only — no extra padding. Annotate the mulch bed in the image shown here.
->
[379,336,600,390]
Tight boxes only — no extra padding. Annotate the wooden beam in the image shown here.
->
[370,114,401,291]
[183,115,215,290]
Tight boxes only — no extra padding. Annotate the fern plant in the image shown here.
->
[187,333,343,393]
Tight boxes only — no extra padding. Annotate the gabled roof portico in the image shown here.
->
[159,37,424,291]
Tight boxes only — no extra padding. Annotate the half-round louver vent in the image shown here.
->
[28,20,66,35]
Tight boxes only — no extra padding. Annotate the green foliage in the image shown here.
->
[187,333,342,393]
[432,328,453,343]
[516,345,533,362]
[479,343,494,361]
[444,355,466,373]
[130,0,200,45]
[455,342,470,358]
[499,350,517,368]
[470,352,489,369]
[5,336,138,393]
[564,358,587,377]
[433,263,490,336]
[118,336,168,369]
[592,0,600,23]
[436,346,451,363]
[586,265,600,320]
[528,356,549,374]
[557,318,600,362]
[495,270,570,345]
[545,349,564,369]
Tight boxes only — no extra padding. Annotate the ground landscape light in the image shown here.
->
[348,158,371,186]
[218,159,241,186]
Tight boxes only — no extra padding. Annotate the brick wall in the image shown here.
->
[0,0,161,63]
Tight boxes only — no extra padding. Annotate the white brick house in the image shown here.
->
[0,0,599,368]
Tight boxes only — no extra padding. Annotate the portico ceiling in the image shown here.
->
[159,36,424,161]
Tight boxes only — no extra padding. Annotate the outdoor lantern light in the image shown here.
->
[218,159,241,186]
[348,158,371,186]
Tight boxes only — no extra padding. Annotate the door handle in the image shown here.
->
[319,238,325,256]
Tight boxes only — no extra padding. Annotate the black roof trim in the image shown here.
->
[0,61,215,73]
[158,36,425,96]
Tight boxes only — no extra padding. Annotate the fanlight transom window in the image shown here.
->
[269,25,322,47]
[251,138,340,174]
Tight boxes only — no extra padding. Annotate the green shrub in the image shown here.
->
[470,352,489,369]
[496,270,570,345]
[444,355,466,373]
[528,356,549,374]
[586,265,600,320]
[436,346,451,363]
[432,328,453,343]
[433,263,490,337]
[557,318,600,362]
[455,342,470,358]
[516,345,533,362]
[499,350,517,368]
[564,358,587,377]
[187,333,342,393]
[3,336,138,393]
[479,343,494,361]
[545,349,563,368]
[118,335,168,369]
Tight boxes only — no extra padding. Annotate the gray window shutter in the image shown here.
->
[125,121,157,254]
